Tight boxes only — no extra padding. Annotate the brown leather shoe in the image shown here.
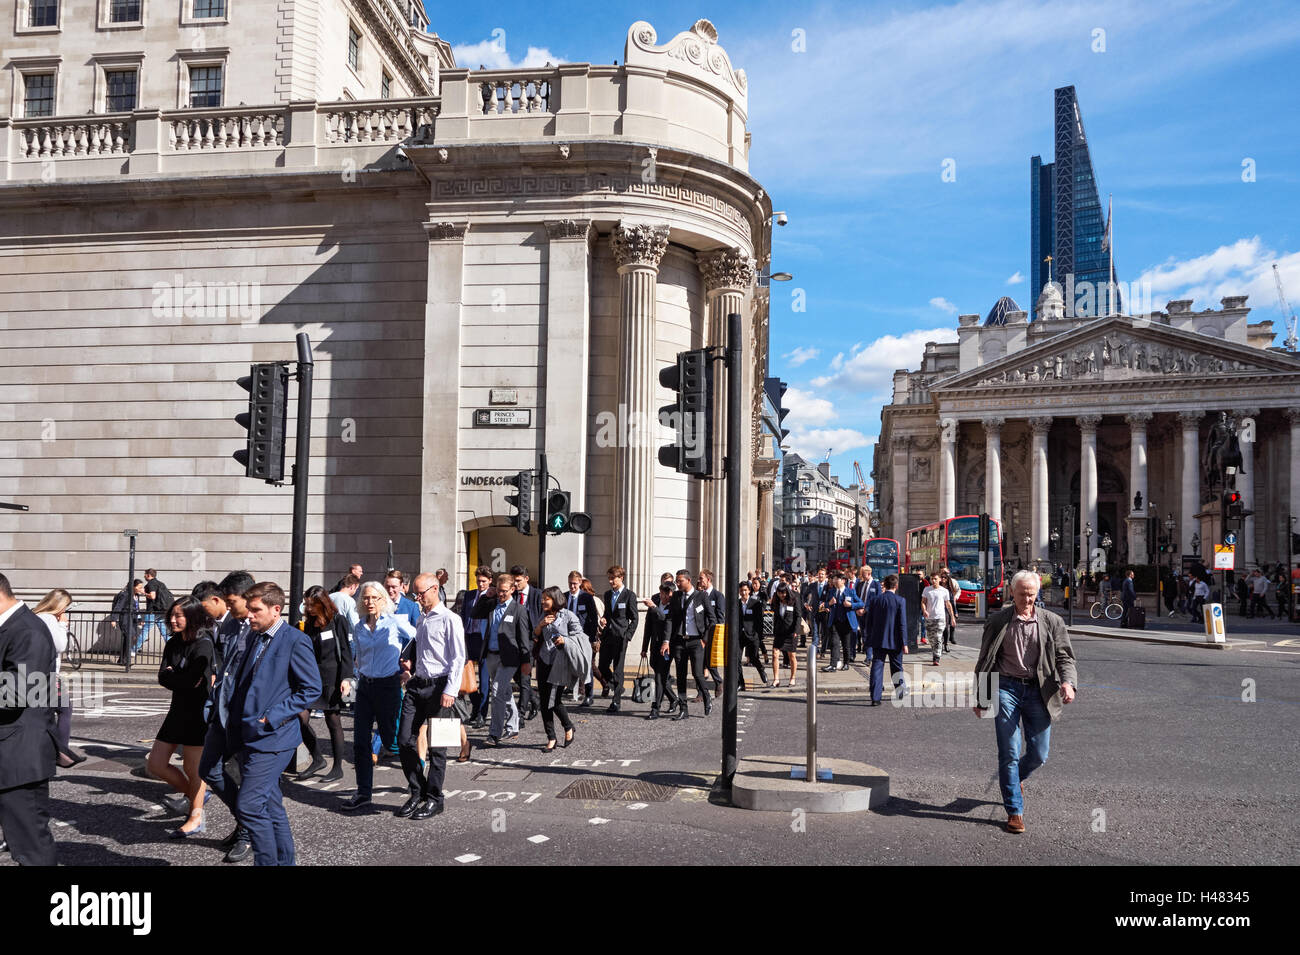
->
[1005,814,1025,834]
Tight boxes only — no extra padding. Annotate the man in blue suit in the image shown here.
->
[823,571,863,672]
[228,581,321,866]
[866,574,909,706]
[802,566,831,656]
[854,566,884,665]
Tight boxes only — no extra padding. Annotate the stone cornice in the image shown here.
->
[425,220,470,240]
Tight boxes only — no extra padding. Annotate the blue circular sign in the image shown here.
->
[1224,533,1237,545]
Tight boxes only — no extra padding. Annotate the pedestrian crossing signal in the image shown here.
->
[546,491,571,533]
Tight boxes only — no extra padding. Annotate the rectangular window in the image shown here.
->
[348,26,360,70]
[110,0,141,21]
[29,0,58,26]
[24,73,55,117]
[192,0,225,16]
[188,65,222,107]
[381,71,391,99]
[105,69,137,111]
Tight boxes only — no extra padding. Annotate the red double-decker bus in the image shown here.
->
[905,516,1005,610]
[863,538,900,578]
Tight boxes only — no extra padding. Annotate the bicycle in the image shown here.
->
[1088,594,1123,620]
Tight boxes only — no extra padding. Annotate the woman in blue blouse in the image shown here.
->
[339,581,415,813]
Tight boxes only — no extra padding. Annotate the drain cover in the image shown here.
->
[556,778,677,802]
[474,767,533,782]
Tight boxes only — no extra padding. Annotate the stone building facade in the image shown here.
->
[780,454,864,570]
[873,282,1300,573]
[0,18,775,602]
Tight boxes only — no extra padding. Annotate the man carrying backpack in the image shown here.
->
[139,568,174,653]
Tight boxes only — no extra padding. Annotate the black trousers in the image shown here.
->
[673,638,709,700]
[0,779,56,866]
[649,645,678,708]
[535,661,574,740]
[740,635,767,687]
[829,621,851,667]
[598,636,629,701]
[515,667,537,713]
[397,675,449,803]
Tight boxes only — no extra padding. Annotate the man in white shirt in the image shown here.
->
[330,574,361,627]
[922,576,955,666]
[1189,576,1211,621]
[396,573,465,821]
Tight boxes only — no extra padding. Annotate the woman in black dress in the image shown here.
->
[769,582,802,688]
[296,585,353,782]
[737,581,769,690]
[145,594,215,838]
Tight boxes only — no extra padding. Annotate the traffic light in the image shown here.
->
[505,470,534,534]
[234,363,289,482]
[766,377,791,444]
[1222,489,1243,519]
[658,348,713,477]
[545,490,571,534]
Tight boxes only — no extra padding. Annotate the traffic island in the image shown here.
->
[731,754,889,813]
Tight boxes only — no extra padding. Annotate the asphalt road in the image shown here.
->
[11,621,1298,866]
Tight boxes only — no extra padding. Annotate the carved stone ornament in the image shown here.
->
[973,331,1270,387]
[1028,416,1053,435]
[912,456,932,483]
[545,218,591,240]
[628,19,748,95]
[1285,407,1300,423]
[611,221,670,269]
[697,247,756,292]
[558,144,570,159]
[982,416,1005,435]
[437,148,449,163]
[891,434,911,451]
[1176,410,1202,428]
[1077,414,1103,432]
[1124,411,1153,428]
[424,220,468,241]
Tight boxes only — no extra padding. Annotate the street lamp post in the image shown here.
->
[1022,533,1032,571]
[1084,521,1094,587]
[1061,505,1076,625]
[1164,513,1177,615]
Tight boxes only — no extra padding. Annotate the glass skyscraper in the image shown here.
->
[1030,86,1118,319]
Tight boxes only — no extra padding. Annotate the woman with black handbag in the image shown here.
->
[296,586,353,782]
[532,586,588,751]
[769,582,802,688]
[737,581,769,690]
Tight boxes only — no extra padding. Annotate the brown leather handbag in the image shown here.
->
[459,660,479,696]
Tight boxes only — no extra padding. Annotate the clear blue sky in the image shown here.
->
[423,0,1300,487]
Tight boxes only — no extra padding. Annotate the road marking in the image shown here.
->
[454,853,481,863]
[321,783,340,791]
[1240,647,1300,655]
[588,817,610,825]
[527,834,550,844]
[54,821,70,827]
[627,802,648,810]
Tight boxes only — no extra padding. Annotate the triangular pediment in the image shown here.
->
[934,315,1300,391]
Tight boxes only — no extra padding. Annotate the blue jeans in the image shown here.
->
[994,677,1052,815]
[134,614,166,652]
[235,747,297,866]
[352,673,402,798]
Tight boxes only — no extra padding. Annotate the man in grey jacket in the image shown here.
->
[972,569,1077,834]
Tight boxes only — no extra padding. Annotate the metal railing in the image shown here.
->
[63,608,166,672]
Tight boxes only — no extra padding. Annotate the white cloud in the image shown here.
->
[1007,271,1025,285]
[810,326,959,393]
[1135,238,1300,321]
[929,296,958,315]
[786,429,876,462]
[780,387,875,462]
[452,39,562,70]
[783,346,820,367]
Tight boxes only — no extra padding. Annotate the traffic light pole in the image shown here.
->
[538,453,549,589]
[722,312,742,788]
[289,333,313,628]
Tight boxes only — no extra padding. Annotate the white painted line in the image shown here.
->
[321,783,340,792]
[1240,648,1300,655]
[588,817,610,825]
[737,730,745,734]
[455,853,482,864]
[54,821,70,827]
[627,802,648,810]
[527,834,550,844]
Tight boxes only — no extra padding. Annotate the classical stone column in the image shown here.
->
[891,434,910,540]
[1287,409,1300,549]
[611,221,670,599]
[1028,416,1052,564]
[697,247,756,575]
[1238,407,1259,567]
[1178,411,1201,557]
[543,218,593,576]
[420,220,469,577]
[1126,411,1152,564]
[756,478,775,573]
[983,417,1004,526]
[938,415,957,521]
[1077,414,1102,569]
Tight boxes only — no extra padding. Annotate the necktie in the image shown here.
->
[569,594,578,612]
[492,603,507,646]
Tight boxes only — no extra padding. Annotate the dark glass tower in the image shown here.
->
[1030,86,1118,318]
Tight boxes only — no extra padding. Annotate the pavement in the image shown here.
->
[14,619,1298,866]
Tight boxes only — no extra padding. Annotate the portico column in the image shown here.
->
[1238,407,1259,568]
[1177,411,1201,557]
[1126,411,1152,564]
[1028,416,1052,564]
[891,434,910,539]
[1077,414,1102,569]
[983,417,1004,526]
[938,415,957,521]
[757,478,775,572]
[1287,408,1300,546]
[696,247,756,575]
[611,221,670,599]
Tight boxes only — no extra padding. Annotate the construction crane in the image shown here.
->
[1274,263,1298,352]
[822,447,833,463]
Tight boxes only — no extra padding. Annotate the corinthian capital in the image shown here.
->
[611,221,670,270]
[1124,411,1153,429]
[1028,416,1053,435]
[982,416,1005,436]
[696,247,756,293]
[1077,414,1103,432]
[425,220,469,241]
[545,218,592,240]
[1286,407,1300,424]
[1176,410,1202,429]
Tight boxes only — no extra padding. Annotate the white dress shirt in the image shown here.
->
[413,603,466,692]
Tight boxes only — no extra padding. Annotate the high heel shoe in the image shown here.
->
[456,742,473,763]
[543,739,557,752]
[322,762,344,782]
[295,753,327,781]
[562,728,575,748]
